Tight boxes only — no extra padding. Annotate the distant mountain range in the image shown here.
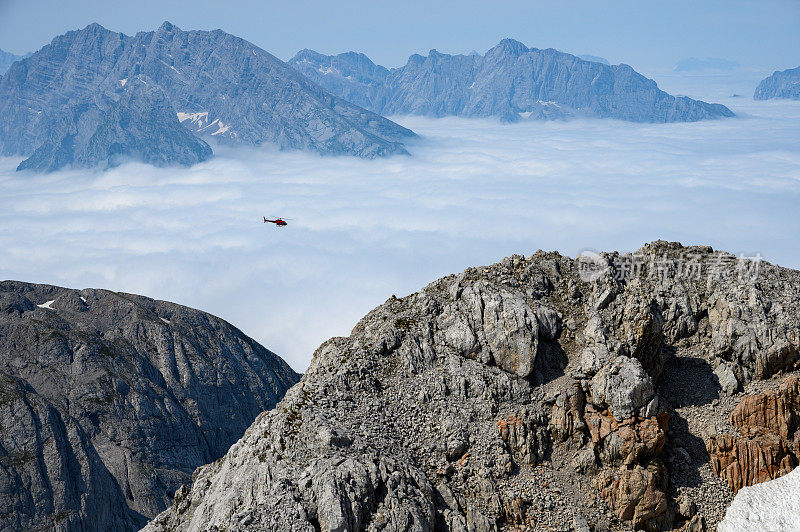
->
[754,66,800,100]
[290,39,734,123]
[1,28,739,172]
[0,22,414,172]
[0,48,28,75]
[577,54,610,65]
[674,57,740,72]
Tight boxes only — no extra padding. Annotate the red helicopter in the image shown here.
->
[263,216,289,227]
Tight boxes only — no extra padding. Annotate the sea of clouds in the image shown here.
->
[1,74,798,371]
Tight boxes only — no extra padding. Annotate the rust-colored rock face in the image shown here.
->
[552,394,672,527]
[545,367,672,528]
[707,376,800,493]
[730,393,794,439]
[585,409,669,467]
[707,433,796,492]
[595,461,670,529]
[497,411,549,466]
[550,383,586,442]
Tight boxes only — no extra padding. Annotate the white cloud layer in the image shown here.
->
[1,76,798,371]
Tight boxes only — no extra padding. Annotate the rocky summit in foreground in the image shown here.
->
[0,281,299,531]
[0,21,414,172]
[146,242,799,531]
[290,40,735,123]
[754,66,800,100]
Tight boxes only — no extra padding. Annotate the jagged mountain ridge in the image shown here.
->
[290,39,735,123]
[0,281,300,531]
[754,66,800,100]
[145,242,800,531]
[0,22,415,172]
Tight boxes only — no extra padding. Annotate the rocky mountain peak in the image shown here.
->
[157,20,179,33]
[0,23,415,171]
[486,38,530,59]
[80,21,111,35]
[0,281,300,531]
[293,48,326,62]
[291,41,734,123]
[145,243,800,531]
[755,66,800,100]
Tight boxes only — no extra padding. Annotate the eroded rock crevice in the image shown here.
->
[707,376,800,494]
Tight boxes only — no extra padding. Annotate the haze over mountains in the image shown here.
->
[290,39,735,123]
[577,54,610,65]
[0,48,27,75]
[674,57,740,72]
[0,22,414,172]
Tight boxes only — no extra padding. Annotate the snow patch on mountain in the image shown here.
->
[718,466,800,531]
[177,112,235,138]
[176,111,209,126]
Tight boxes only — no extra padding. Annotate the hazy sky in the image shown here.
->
[0,0,798,72]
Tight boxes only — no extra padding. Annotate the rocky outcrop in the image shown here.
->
[590,356,655,421]
[594,462,670,528]
[754,66,800,100]
[290,40,734,123]
[707,376,800,494]
[144,242,800,531]
[497,410,549,467]
[0,281,299,531]
[0,22,415,172]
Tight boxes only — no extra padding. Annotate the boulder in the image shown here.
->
[585,411,669,466]
[444,282,540,378]
[590,356,655,421]
[595,462,670,529]
[714,363,740,395]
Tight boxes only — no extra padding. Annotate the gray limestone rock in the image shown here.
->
[754,66,800,100]
[714,363,740,395]
[0,22,415,172]
[590,356,655,421]
[143,242,800,531]
[16,76,212,172]
[0,281,299,531]
[290,39,734,123]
